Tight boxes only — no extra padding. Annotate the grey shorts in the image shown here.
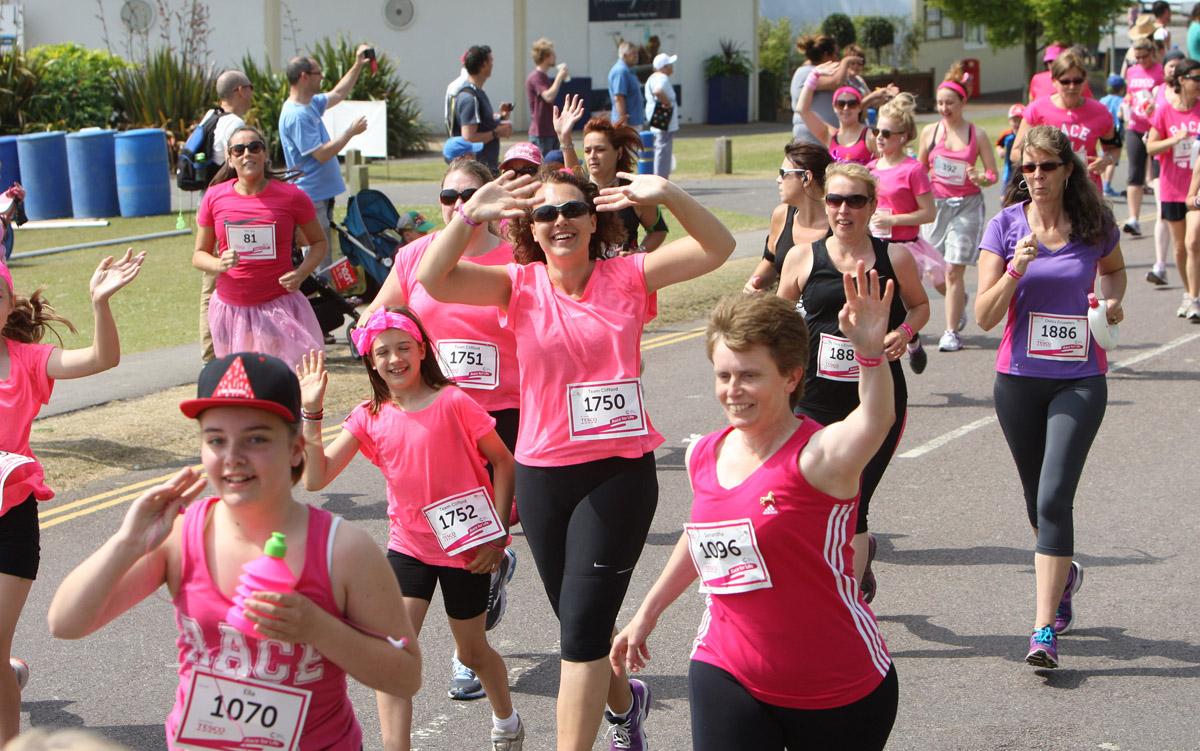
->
[924,193,986,266]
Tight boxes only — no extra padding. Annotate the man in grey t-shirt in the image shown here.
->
[451,45,512,172]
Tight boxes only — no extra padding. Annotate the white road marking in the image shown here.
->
[898,332,1200,459]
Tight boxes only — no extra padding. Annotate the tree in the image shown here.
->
[860,17,897,65]
[927,0,1127,82]
[822,13,857,50]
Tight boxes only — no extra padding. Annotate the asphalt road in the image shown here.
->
[14,196,1200,750]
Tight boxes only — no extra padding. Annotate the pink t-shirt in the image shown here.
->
[391,233,520,412]
[1022,97,1114,187]
[198,179,317,306]
[1150,100,1200,202]
[1,340,55,517]
[868,157,932,242]
[1125,63,1164,133]
[167,498,361,751]
[687,420,890,710]
[502,253,664,466]
[926,122,981,199]
[342,386,495,568]
[1028,71,1095,103]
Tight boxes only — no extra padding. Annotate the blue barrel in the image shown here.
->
[637,130,654,175]
[67,130,120,218]
[115,128,170,217]
[16,132,72,220]
[0,135,20,188]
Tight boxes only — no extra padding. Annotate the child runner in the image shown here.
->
[297,306,523,751]
[995,104,1025,187]
[868,92,941,374]
[48,352,420,749]
[0,250,144,744]
[1099,75,1127,197]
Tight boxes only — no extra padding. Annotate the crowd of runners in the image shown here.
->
[4,13,1198,749]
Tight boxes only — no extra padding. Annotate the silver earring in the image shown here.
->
[1018,179,1028,191]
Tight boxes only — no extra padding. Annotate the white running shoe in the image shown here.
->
[10,658,28,691]
[1187,299,1200,321]
[1178,295,1192,318]
[938,330,963,352]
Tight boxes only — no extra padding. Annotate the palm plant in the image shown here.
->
[0,47,43,134]
[115,47,216,145]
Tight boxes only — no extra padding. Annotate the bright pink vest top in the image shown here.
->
[830,127,873,165]
[927,122,981,199]
[166,498,362,750]
[687,420,891,710]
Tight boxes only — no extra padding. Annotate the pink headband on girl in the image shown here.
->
[0,261,11,294]
[939,80,969,101]
[833,86,862,103]
[351,309,424,355]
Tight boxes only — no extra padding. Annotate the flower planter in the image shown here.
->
[706,74,749,125]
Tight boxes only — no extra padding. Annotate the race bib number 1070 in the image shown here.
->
[175,668,311,751]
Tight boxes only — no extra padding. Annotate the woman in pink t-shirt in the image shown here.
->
[0,251,143,744]
[795,63,876,165]
[1120,38,1164,235]
[1147,58,1200,319]
[192,126,327,368]
[49,352,420,751]
[298,307,524,750]
[418,167,735,750]
[610,277,900,751]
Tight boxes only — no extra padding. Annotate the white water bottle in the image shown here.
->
[1087,294,1119,350]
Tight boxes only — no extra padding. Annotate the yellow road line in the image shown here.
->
[40,327,707,526]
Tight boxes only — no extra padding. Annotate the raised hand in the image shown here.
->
[594,171,674,212]
[90,248,146,304]
[116,467,207,553]
[837,261,892,358]
[1012,233,1038,274]
[459,175,540,224]
[297,350,328,412]
[553,93,586,141]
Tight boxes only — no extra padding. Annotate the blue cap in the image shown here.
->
[443,136,484,162]
[1107,74,1125,89]
[543,149,565,165]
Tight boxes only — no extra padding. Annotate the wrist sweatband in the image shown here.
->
[1006,263,1024,280]
[456,203,481,227]
[984,169,997,183]
[855,352,883,368]
[898,322,915,342]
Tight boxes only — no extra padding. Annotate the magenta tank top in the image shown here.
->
[830,126,872,165]
[687,420,891,710]
[928,121,981,199]
[166,498,362,751]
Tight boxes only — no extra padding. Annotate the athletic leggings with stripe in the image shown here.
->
[993,373,1107,557]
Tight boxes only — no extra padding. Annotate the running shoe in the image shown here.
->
[1145,268,1167,285]
[907,336,927,375]
[860,533,878,604]
[1187,299,1200,321]
[605,678,651,750]
[448,654,486,700]
[1054,561,1084,634]
[486,547,517,632]
[1123,219,1142,236]
[1179,295,1193,318]
[938,330,962,352]
[491,715,525,750]
[1104,186,1122,198]
[10,658,28,691]
[1025,626,1059,669]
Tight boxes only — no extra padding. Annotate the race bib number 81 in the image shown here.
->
[225,222,277,261]
[176,668,311,751]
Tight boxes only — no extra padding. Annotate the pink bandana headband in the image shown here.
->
[939,80,969,101]
[351,309,424,355]
[833,86,862,103]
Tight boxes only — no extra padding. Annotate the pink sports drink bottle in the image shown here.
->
[225,532,297,639]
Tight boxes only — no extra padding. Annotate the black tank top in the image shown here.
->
[796,236,907,421]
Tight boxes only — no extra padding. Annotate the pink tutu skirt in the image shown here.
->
[208,289,324,369]
[893,236,947,289]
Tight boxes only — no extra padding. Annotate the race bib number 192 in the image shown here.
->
[175,668,311,751]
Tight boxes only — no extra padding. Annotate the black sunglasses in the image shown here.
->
[1020,161,1064,174]
[873,128,900,139]
[229,141,265,156]
[439,187,479,206]
[531,200,591,223]
[1057,77,1086,86]
[834,99,861,109]
[824,193,870,209]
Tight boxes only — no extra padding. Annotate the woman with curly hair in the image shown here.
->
[417,166,734,751]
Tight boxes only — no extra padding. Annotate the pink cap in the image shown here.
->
[1043,44,1064,62]
[1008,103,1025,119]
[500,142,543,169]
[0,260,11,294]
[833,86,863,104]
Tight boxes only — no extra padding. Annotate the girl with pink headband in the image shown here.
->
[296,306,525,750]
[796,63,877,165]
[0,249,144,743]
[918,61,1000,353]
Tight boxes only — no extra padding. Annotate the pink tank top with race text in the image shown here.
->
[830,127,873,165]
[927,122,981,199]
[166,498,361,751]
[687,420,891,710]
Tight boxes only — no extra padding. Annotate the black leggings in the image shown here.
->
[688,660,898,751]
[516,453,658,661]
[993,373,1107,557]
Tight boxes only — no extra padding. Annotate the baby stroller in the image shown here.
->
[329,188,407,303]
[294,245,361,347]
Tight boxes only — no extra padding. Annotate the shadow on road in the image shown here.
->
[316,491,388,521]
[508,652,689,704]
[873,535,1169,569]
[24,699,165,747]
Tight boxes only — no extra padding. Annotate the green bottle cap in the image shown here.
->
[263,532,288,559]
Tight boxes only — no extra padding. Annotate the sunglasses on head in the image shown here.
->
[824,193,870,209]
[1020,160,1064,174]
[1057,77,1086,86]
[229,141,265,156]
[835,99,861,109]
[531,200,591,223]
[438,187,479,206]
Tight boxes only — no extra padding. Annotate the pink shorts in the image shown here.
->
[893,236,948,288]
[208,289,324,369]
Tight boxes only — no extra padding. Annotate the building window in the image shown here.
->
[964,23,986,49]
[924,5,962,41]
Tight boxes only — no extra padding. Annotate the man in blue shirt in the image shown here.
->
[607,42,645,127]
[279,45,371,250]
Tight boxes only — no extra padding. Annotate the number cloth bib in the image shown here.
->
[226,222,277,261]
[566,378,649,441]
[932,155,968,186]
[421,486,506,555]
[816,333,859,382]
[1027,312,1088,361]
[176,668,312,751]
[685,519,772,594]
[435,340,499,390]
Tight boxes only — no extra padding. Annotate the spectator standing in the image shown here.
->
[452,45,513,174]
[526,38,569,155]
[1189,4,1200,61]
[608,41,646,127]
[1152,0,1173,50]
[198,70,254,363]
[644,53,679,178]
[279,46,371,250]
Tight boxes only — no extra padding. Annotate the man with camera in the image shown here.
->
[450,45,513,173]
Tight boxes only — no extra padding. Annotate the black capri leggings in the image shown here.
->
[993,373,1107,557]
[516,452,658,661]
[688,660,898,751]
[1124,129,1149,187]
